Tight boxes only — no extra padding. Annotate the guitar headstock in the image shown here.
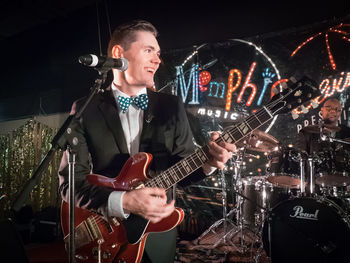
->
[268,76,320,116]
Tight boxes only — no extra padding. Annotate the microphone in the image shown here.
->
[78,54,129,71]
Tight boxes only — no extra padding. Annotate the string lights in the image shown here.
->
[325,33,336,70]
[237,62,257,106]
[226,69,242,111]
[175,39,282,133]
[181,50,198,67]
[292,72,350,116]
[230,39,282,133]
[291,23,350,70]
[199,71,211,92]
[257,68,276,106]
[175,64,200,104]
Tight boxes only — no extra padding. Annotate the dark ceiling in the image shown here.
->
[1,0,350,120]
[2,1,350,49]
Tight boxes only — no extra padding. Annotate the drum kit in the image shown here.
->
[195,124,350,262]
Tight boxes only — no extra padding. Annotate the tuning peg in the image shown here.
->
[301,105,309,113]
[289,76,297,83]
[311,100,319,109]
[291,111,299,120]
[271,87,279,95]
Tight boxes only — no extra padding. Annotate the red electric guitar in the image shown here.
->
[61,76,319,262]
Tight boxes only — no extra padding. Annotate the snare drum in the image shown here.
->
[262,197,350,263]
[238,176,289,228]
[267,147,302,189]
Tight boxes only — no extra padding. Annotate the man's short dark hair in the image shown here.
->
[107,20,158,57]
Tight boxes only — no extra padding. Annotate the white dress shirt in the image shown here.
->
[107,85,147,219]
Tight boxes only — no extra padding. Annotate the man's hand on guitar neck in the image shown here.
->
[123,187,175,223]
[202,131,237,173]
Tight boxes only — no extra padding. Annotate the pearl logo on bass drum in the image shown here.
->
[290,205,319,220]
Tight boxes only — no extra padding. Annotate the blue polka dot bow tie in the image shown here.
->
[117,94,148,113]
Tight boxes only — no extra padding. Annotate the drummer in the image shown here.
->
[298,97,350,154]
[298,97,350,192]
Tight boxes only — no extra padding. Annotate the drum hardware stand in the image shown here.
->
[194,148,260,255]
[303,150,318,196]
[298,151,307,195]
[194,167,239,250]
[227,141,268,257]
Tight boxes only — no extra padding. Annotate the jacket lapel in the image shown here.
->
[98,90,129,154]
[139,89,157,152]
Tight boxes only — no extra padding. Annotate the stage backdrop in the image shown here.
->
[155,18,350,235]
[1,18,350,232]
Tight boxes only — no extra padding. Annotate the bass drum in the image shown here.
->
[262,197,350,263]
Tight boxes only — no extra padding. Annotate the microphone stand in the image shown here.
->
[12,67,110,263]
[157,65,197,94]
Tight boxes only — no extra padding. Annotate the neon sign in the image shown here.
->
[196,107,241,121]
[236,62,257,106]
[177,62,282,110]
[226,69,242,111]
[175,64,199,104]
[292,72,350,116]
[257,68,276,105]
[208,82,225,98]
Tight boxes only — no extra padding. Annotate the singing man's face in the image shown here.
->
[121,31,161,88]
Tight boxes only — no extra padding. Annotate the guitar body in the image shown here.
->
[61,152,184,263]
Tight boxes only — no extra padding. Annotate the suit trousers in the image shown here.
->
[142,228,177,263]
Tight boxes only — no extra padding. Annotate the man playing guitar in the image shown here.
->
[58,19,235,263]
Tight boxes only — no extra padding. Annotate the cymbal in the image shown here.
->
[236,130,279,152]
[303,124,340,134]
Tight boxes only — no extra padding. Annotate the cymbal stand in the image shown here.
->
[230,150,244,220]
[298,151,307,195]
[308,153,316,195]
[229,148,263,255]
[193,146,260,259]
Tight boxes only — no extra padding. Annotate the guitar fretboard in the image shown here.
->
[144,106,273,190]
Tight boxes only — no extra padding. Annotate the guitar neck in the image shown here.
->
[145,106,274,190]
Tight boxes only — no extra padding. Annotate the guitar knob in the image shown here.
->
[75,254,88,261]
[311,100,319,109]
[301,105,308,113]
[291,111,299,120]
[103,251,111,259]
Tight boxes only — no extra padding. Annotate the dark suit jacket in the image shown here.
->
[58,88,206,215]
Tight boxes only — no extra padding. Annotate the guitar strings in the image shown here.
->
[145,87,297,190]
